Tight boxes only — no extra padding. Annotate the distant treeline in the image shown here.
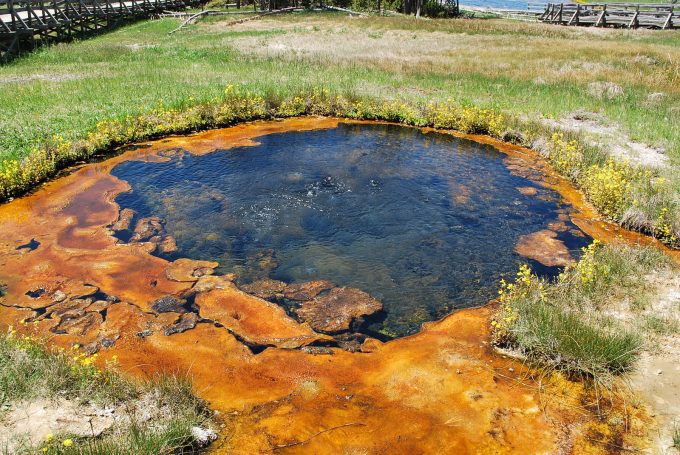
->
[229,0,458,17]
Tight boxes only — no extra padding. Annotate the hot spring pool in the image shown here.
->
[111,122,590,338]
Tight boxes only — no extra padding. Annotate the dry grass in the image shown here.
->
[223,16,680,95]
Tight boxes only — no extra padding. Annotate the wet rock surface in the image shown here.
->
[240,278,286,300]
[295,287,383,333]
[283,280,336,301]
[52,311,104,336]
[195,288,329,349]
[111,208,136,233]
[515,229,575,267]
[165,258,219,282]
[188,274,236,295]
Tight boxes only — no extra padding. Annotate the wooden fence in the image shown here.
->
[1,0,203,61]
[540,3,677,29]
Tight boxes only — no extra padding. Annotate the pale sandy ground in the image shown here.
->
[599,270,680,453]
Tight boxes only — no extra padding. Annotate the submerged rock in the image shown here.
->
[130,217,164,243]
[514,230,574,267]
[295,287,383,333]
[165,258,219,282]
[241,278,286,300]
[284,280,336,301]
[112,208,136,233]
[517,187,539,196]
[157,235,178,254]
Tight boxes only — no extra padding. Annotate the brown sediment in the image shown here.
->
[0,117,663,453]
[515,230,575,268]
[517,186,539,196]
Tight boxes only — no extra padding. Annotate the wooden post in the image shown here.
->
[628,5,638,28]
[557,3,563,23]
[662,10,673,29]
[568,4,580,25]
[595,4,606,26]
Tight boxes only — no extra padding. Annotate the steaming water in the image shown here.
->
[112,123,590,337]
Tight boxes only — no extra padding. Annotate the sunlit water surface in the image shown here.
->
[112,123,590,338]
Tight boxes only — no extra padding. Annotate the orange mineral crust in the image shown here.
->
[0,118,658,454]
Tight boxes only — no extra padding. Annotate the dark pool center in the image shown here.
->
[112,123,591,338]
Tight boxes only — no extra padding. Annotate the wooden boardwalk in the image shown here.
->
[1,0,202,61]
[540,3,678,29]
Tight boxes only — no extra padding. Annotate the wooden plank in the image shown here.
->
[541,2,678,28]
[2,0,199,61]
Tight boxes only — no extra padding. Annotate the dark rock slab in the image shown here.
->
[52,312,103,336]
[164,312,199,336]
[151,295,188,313]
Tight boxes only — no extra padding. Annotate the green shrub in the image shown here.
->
[492,242,673,381]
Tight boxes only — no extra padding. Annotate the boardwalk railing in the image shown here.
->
[460,2,546,20]
[1,0,203,61]
[540,3,677,29]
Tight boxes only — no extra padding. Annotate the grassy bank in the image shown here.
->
[0,329,214,454]
[492,241,676,382]
[0,14,678,246]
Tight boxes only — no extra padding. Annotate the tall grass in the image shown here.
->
[492,242,674,381]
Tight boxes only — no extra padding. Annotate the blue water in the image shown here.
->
[112,123,589,337]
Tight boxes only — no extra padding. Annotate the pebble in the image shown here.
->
[191,426,218,447]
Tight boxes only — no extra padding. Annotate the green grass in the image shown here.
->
[0,14,678,245]
[508,299,641,377]
[0,330,214,454]
[493,243,675,381]
[673,425,680,450]
[0,15,679,163]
